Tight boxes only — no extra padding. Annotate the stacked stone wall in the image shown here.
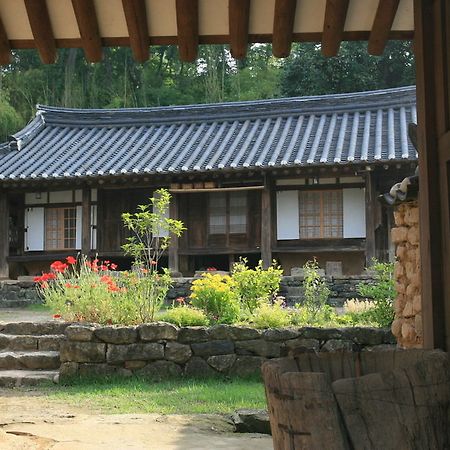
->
[390,201,422,348]
[59,323,395,380]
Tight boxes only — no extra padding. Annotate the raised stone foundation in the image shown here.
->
[59,323,395,380]
[390,201,422,348]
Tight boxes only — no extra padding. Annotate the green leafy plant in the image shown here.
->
[251,299,291,329]
[160,305,209,327]
[357,260,395,327]
[121,189,185,321]
[189,273,240,324]
[301,259,331,321]
[231,259,283,313]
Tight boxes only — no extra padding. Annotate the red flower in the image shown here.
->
[110,263,118,270]
[52,314,61,319]
[33,276,42,283]
[66,256,77,265]
[50,261,68,273]
[150,260,157,266]
[100,275,113,284]
[176,297,185,304]
[100,264,108,271]
[108,285,120,292]
[206,267,217,271]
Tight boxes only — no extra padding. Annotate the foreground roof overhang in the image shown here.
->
[0,0,413,64]
[0,86,417,184]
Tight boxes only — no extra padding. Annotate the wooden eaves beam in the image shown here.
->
[229,0,250,60]
[272,0,297,58]
[24,0,57,64]
[368,0,400,56]
[176,0,199,62]
[71,0,103,63]
[122,0,150,62]
[0,16,11,65]
[321,0,349,57]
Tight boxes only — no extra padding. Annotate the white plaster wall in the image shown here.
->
[343,188,366,238]
[276,190,300,240]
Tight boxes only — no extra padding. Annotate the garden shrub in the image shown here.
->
[190,273,240,324]
[231,259,283,313]
[121,188,185,321]
[357,260,395,327]
[160,305,209,327]
[298,259,331,322]
[251,299,291,328]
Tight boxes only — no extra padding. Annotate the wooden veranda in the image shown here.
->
[0,0,447,351]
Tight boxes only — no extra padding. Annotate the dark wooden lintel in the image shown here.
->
[368,0,400,56]
[273,0,297,58]
[24,0,57,64]
[122,0,150,62]
[176,0,198,62]
[71,0,103,62]
[229,0,250,59]
[321,0,350,57]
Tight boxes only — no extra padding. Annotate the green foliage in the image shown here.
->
[231,259,283,313]
[357,260,395,327]
[251,299,291,329]
[302,259,331,320]
[190,273,240,324]
[280,41,415,97]
[160,305,209,327]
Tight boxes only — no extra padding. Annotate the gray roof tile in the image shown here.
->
[0,86,417,181]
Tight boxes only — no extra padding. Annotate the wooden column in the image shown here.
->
[365,170,376,267]
[261,181,272,268]
[81,188,91,255]
[168,193,180,275]
[0,191,9,279]
[414,0,450,350]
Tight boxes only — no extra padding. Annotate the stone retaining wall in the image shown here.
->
[390,201,422,348]
[60,323,395,380]
[0,280,41,308]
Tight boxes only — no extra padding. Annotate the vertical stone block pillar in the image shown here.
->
[390,201,422,348]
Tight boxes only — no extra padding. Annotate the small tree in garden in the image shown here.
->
[121,188,185,322]
[300,259,331,321]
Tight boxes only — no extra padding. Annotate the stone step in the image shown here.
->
[0,351,60,370]
[0,321,69,336]
[285,287,303,296]
[0,369,59,387]
[0,334,64,352]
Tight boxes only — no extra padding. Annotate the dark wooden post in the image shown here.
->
[169,193,180,275]
[81,187,91,255]
[365,170,376,267]
[414,0,450,350]
[0,191,9,279]
[261,179,272,268]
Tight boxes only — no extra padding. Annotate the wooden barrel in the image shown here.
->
[262,350,450,450]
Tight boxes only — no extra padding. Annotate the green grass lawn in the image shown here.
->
[43,377,267,415]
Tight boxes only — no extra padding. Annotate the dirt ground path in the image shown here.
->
[0,389,273,449]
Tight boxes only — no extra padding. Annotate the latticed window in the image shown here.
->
[299,190,343,238]
[208,192,247,235]
[45,207,77,250]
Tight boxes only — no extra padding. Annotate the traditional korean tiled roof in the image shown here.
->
[0,86,417,182]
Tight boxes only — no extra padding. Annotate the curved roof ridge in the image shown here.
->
[35,85,416,127]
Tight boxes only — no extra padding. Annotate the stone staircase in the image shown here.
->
[0,321,68,387]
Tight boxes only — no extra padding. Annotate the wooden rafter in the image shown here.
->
[71,0,103,62]
[368,0,400,55]
[24,0,57,64]
[273,0,297,58]
[122,0,149,62]
[321,0,349,57]
[229,0,250,59]
[176,0,199,62]
[0,16,10,65]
